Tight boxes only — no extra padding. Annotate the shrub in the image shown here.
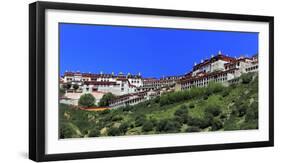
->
[189,103,195,108]
[245,101,258,122]
[222,89,230,97]
[163,120,181,133]
[233,102,248,117]
[88,128,100,137]
[156,119,181,133]
[121,105,133,112]
[205,104,222,117]
[135,115,146,127]
[211,119,223,131]
[206,82,224,96]
[112,115,123,121]
[107,127,121,136]
[189,87,205,99]
[174,105,189,124]
[219,113,227,120]
[186,126,200,132]
[203,95,209,100]
[142,121,154,132]
[187,114,212,129]
[153,96,160,103]
[159,95,170,106]
[78,93,96,108]
[241,73,253,84]
[174,105,188,117]
[99,109,110,115]
[119,122,129,134]
[60,123,77,138]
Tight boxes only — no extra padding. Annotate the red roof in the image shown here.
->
[193,54,236,71]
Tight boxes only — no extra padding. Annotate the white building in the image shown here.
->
[61,72,143,96]
[176,53,258,91]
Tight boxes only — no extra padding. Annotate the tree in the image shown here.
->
[73,84,79,91]
[63,83,71,90]
[142,121,154,132]
[99,93,116,107]
[78,93,96,108]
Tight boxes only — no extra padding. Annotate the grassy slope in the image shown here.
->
[59,73,258,138]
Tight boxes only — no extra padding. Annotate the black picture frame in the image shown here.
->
[29,1,274,162]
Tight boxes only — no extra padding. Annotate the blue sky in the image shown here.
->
[59,23,258,78]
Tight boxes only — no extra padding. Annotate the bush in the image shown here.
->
[174,105,188,117]
[189,103,195,108]
[159,95,170,106]
[186,126,200,132]
[206,82,224,96]
[222,89,230,97]
[203,95,209,100]
[245,101,258,122]
[98,93,116,107]
[241,73,253,84]
[121,105,133,112]
[60,123,78,138]
[119,122,129,134]
[88,128,100,137]
[142,121,154,132]
[156,119,181,133]
[219,113,227,120]
[99,109,110,115]
[187,114,212,129]
[163,120,181,133]
[205,104,222,117]
[174,105,189,124]
[211,119,223,131]
[135,115,146,127]
[189,87,205,99]
[112,115,123,121]
[153,96,160,103]
[78,93,96,108]
[233,102,248,117]
[107,127,121,136]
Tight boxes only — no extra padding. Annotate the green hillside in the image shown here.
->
[59,72,258,138]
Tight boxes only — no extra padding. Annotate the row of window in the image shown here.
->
[131,80,140,83]
[182,76,228,89]
[246,65,258,72]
